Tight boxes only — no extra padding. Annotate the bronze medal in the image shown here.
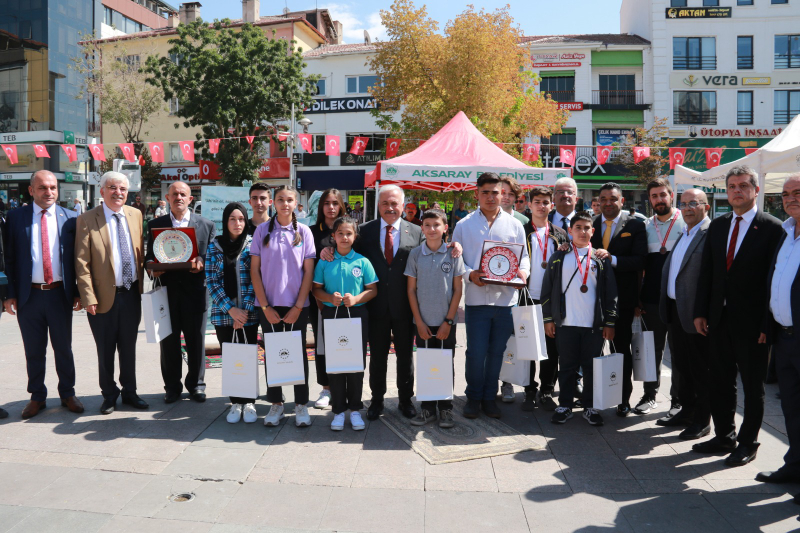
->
[660,246,667,254]
[580,284,588,293]
[541,261,548,269]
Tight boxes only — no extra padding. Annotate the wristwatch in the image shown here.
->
[445,318,456,326]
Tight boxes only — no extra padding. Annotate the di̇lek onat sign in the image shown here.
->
[304,97,377,114]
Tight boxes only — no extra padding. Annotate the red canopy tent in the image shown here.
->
[364,111,570,191]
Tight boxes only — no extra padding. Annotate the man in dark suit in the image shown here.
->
[354,185,424,420]
[659,189,712,439]
[757,174,800,483]
[548,177,578,233]
[3,170,84,419]
[693,166,784,466]
[146,181,215,403]
[591,182,647,417]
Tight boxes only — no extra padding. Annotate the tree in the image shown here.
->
[616,116,672,186]
[145,20,318,185]
[368,1,569,160]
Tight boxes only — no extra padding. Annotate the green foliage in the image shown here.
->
[617,117,672,185]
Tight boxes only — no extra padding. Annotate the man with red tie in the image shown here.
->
[693,166,783,466]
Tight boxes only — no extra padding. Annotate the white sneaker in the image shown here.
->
[331,412,345,431]
[350,411,365,431]
[501,382,516,403]
[295,404,312,427]
[315,390,331,409]
[242,403,258,424]
[226,404,242,423]
[263,404,284,426]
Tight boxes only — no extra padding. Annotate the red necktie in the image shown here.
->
[384,226,394,265]
[726,216,743,271]
[41,210,53,284]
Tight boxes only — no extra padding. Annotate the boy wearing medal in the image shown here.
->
[541,211,618,426]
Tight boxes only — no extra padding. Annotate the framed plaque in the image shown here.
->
[480,240,526,288]
[146,227,199,271]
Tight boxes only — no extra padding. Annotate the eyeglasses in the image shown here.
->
[554,190,576,196]
[678,201,707,209]
[515,199,526,204]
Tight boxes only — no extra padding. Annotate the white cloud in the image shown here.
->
[321,2,386,43]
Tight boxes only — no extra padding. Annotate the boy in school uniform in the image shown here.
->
[541,211,618,426]
[405,208,465,428]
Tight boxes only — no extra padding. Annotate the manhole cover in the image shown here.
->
[170,493,195,503]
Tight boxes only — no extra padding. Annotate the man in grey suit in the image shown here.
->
[659,189,712,439]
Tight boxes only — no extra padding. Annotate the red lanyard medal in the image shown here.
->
[532,223,550,269]
[574,244,592,293]
[654,212,679,254]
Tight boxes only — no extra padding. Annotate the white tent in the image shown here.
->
[674,114,800,206]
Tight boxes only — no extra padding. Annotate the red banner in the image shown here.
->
[88,144,106,161]
[148,142,164,163]
[386,138,401,158]
[559,145,576,167]
[493,142,504,149]
[633,146,650,164]
[277,132,290,142]
[350,136,368,155]
[33,144,50,158]
[668,147,687,169]
[180,141,195,162]
[120,143,136,162]
[325,135,340,156]
[208,138,220,154]
[596,146,612,165]
[62,144,77,162]
[245,135,255,147]
[258,158,291,179]
[199,160,221,180]
[1,145,18,165]
[705,148,723,169]
[745,148,759,156]
[523,143,540,162]
[297,134,313,153]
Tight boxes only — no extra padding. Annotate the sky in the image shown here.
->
[193,1,623,43]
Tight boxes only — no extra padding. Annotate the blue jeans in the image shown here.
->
[464,305,514,401]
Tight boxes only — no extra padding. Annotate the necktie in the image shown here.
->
[384,226,394,265]
[602,220,613,250]
[561,216,568,232]
[115,213,134,289]
[726,216,743,271]
[40,210,53,285]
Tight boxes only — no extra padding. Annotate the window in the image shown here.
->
[738,36,754,69]
[540,76,575,102]
[775,35,800,68]
[598,75,636,104]
[120,55,140,68]
[670,0,686,5]
[169,97,180,115]
[673,37,716,70]
[775,90,800,123]
[169,143,188,162]
[773,0,789,4]
[345,75,378,94]
[703,0,719,5]
[737,91,753,125]
[674,91,717,124]
[103,6,113,24]
[315,78,326,96]
[738,0,754,4]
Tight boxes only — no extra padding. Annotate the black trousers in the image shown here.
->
[774,327,800,472]
[160,288,207,395]
[555,326,604,409]
[17,287,76,402]
[368,313,415,403]
[616,307,636,406]
[310,304,329,387]
[667,299,710,426]
[416,324,457,412]
[322,305,369,414]
[708,308,769,446]
[642,302,679,400]
[215,324,260,404]
[87,286,141,401]
[261,306,310,405]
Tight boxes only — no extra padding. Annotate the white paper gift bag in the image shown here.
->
[264,324,306,387]
[221,330,261,399]
[512,293,549,361]
[415,341,454,402]
[631,317,657,382]
[498,335,531,387]
[141,281,172,343]
[593,341,624,409]
[324,307,365,374]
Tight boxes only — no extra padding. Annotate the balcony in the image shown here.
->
[673,110,717,125]
[737,56,754,69]
[543,91,575,102]
[775,55,800,69]
[737,110,753,125]
[775,110,800,124]
[673,57,717,70]
[585,90,650,111]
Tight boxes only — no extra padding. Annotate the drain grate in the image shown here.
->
[170,493,195,503]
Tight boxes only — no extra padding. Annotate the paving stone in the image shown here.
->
[97,515,214,533]
[425,476,499,492]
[155,480,242,523]
[567,479,645,494]
[558,453,635,481]
[33,468,151,514]
[621,454,702,480]
[424,457,495,478]
[496,475,572,493]
[284,444,361,474]
[94,457,169,475]
[0,504,36,533]
[321,487,424,533]
[638,479,717,494]
[705,478,800,494]
[613,493,735,532]
[354,448,426,477]
[491,450,565,480]
[217,481,332,529]
[520,492,634,532]
[191,412,281,450]
[704,493,800,532]
[0,463,68,506]
[161,447,263,482]
[246,467,285,483]
[280,470,354,487]
[7,507,112,533]
[425,491,529,533]
[350,473,424,491]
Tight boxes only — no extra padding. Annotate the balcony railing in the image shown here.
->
[592,90,644,106]
[673,110,717,125]
[775,110,800,124]
[673,57,717,70]
[543,91,575,102]
[737,56,754,69]
[775,55,800,69]
[737,111,753,125]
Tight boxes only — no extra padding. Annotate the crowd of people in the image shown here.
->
[0,167,798,491]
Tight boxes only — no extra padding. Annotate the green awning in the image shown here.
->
[591,51,643,67]
[538,70,575,78]
[592,109,644,124]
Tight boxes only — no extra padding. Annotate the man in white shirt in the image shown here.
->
[154,200,168,218]
[453,172,529,420]
[548,177,578,234]
[73,198,83,215]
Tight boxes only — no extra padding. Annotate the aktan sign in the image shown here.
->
[666,7,731,18]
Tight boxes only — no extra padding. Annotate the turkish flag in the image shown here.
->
[596,146,612,165]
[277,132,290,142]
[350,136,368,156]
[559,145,576,167]
[494,142,503,150]
[668,147,687,169]
[245,135,255,147]
[209,138,220,154]
[705,148,723,169]
[325,135,340,156]
[745,148,759,156]
[88,144,106,161]
[148,142,164,163]
[199,160,221,180]
[419,140,427,147]
[33,144,50,158]
[120,143,136,162]
[138,155,145,166]
[180,141,195,162]
[2,145,18,165]
[386,138,401,158]
[297,134,313,153]
[62,144,77,162]
[523,143,540,162]
[633,146,650,164]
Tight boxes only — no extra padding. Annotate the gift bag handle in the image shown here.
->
[232,328,248,345]
[333,304,352,320]
[268,321,295,334]
[599,340,617,356]
[521,286,533,306]
[639,316,649,332]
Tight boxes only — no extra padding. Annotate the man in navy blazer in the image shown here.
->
[757,174,800,484]
[3,171,84,419]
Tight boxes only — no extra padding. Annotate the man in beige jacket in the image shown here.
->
[75,172,147,414]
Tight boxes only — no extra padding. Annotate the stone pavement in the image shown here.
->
[0,303,798,532]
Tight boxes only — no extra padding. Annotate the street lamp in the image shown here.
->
[298,117,313,133]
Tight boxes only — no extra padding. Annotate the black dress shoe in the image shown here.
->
[616,404,631,417]
[656,411,694,427]
[0,407,8,419]
[366,400,384,421]
[756,467,800,484]
[100,398,116,415]
[679,423,711,440]
[463,399,480,419]
[398,401,417,419]
[189,391,206,403]
[164,391,181,404]
[122,394,149,410]
[692,436,737,454]
[726,443,760,467]
[481,399,502,419]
